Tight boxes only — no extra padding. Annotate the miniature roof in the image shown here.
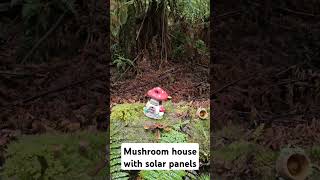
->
[147,87,168,101]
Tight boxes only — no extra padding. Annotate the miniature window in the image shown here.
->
[150,99,159,106]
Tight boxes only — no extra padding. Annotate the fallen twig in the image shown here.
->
[113,67,179,93]
[21,12,66,64]
[278,7,320,18]
[215,9,243,19]
[249,1,320,19]
[211,71,260,97]
[0,70,45,77]
[1,74,105,109]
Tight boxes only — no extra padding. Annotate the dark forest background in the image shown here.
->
[212,0,320,179]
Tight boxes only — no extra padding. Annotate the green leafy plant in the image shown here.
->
[139,170,186,180]
[175,0,209,23]
[188,119,210,162]
[194,39,208,55]
[1,132,107,180]
[171,30,189,59]
[110,122,129,180]
[110,0,134,38]
[161,129,187,143]
[198,174,210,180]
[112,54,135,73]
[109,103,210,179]
[111,0,209,60]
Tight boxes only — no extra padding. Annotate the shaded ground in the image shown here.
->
[0,0,109,167]
[111,60,209,104]
[0,0,210,172]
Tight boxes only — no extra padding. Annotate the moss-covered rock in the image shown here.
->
[110,103,145,124]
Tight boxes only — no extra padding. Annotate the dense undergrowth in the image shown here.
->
[110,0,210,75]
[110,102,210,179]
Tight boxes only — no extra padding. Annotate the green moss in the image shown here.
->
[111,103,145,123]
[213,141,254,162]
[310,146,320,160]
[163,100,175,113]
[188,119,210,162]
[2,132,107,180]
[111,119,154,143]
[175,102,197,119]
[252,148,277,180]
[214,124,245,141]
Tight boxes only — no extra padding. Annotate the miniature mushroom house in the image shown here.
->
[143,87,169,119]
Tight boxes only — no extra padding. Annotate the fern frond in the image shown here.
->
[110,122,129,180]
[139,170,186,180]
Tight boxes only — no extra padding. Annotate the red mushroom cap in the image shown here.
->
[147,87,168,101]
[160,106,165,112]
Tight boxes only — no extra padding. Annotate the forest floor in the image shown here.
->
[212,1,320,179]
[110,60,209,104]
[0,6,108,168]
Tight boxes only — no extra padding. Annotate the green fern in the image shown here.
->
[188,119,210,162]
[112,54,135,73]
[198,174,210,180]
[110,122,129,180]
[139,170,186,180]
[185,170,198,180]
[161,129,187,143]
